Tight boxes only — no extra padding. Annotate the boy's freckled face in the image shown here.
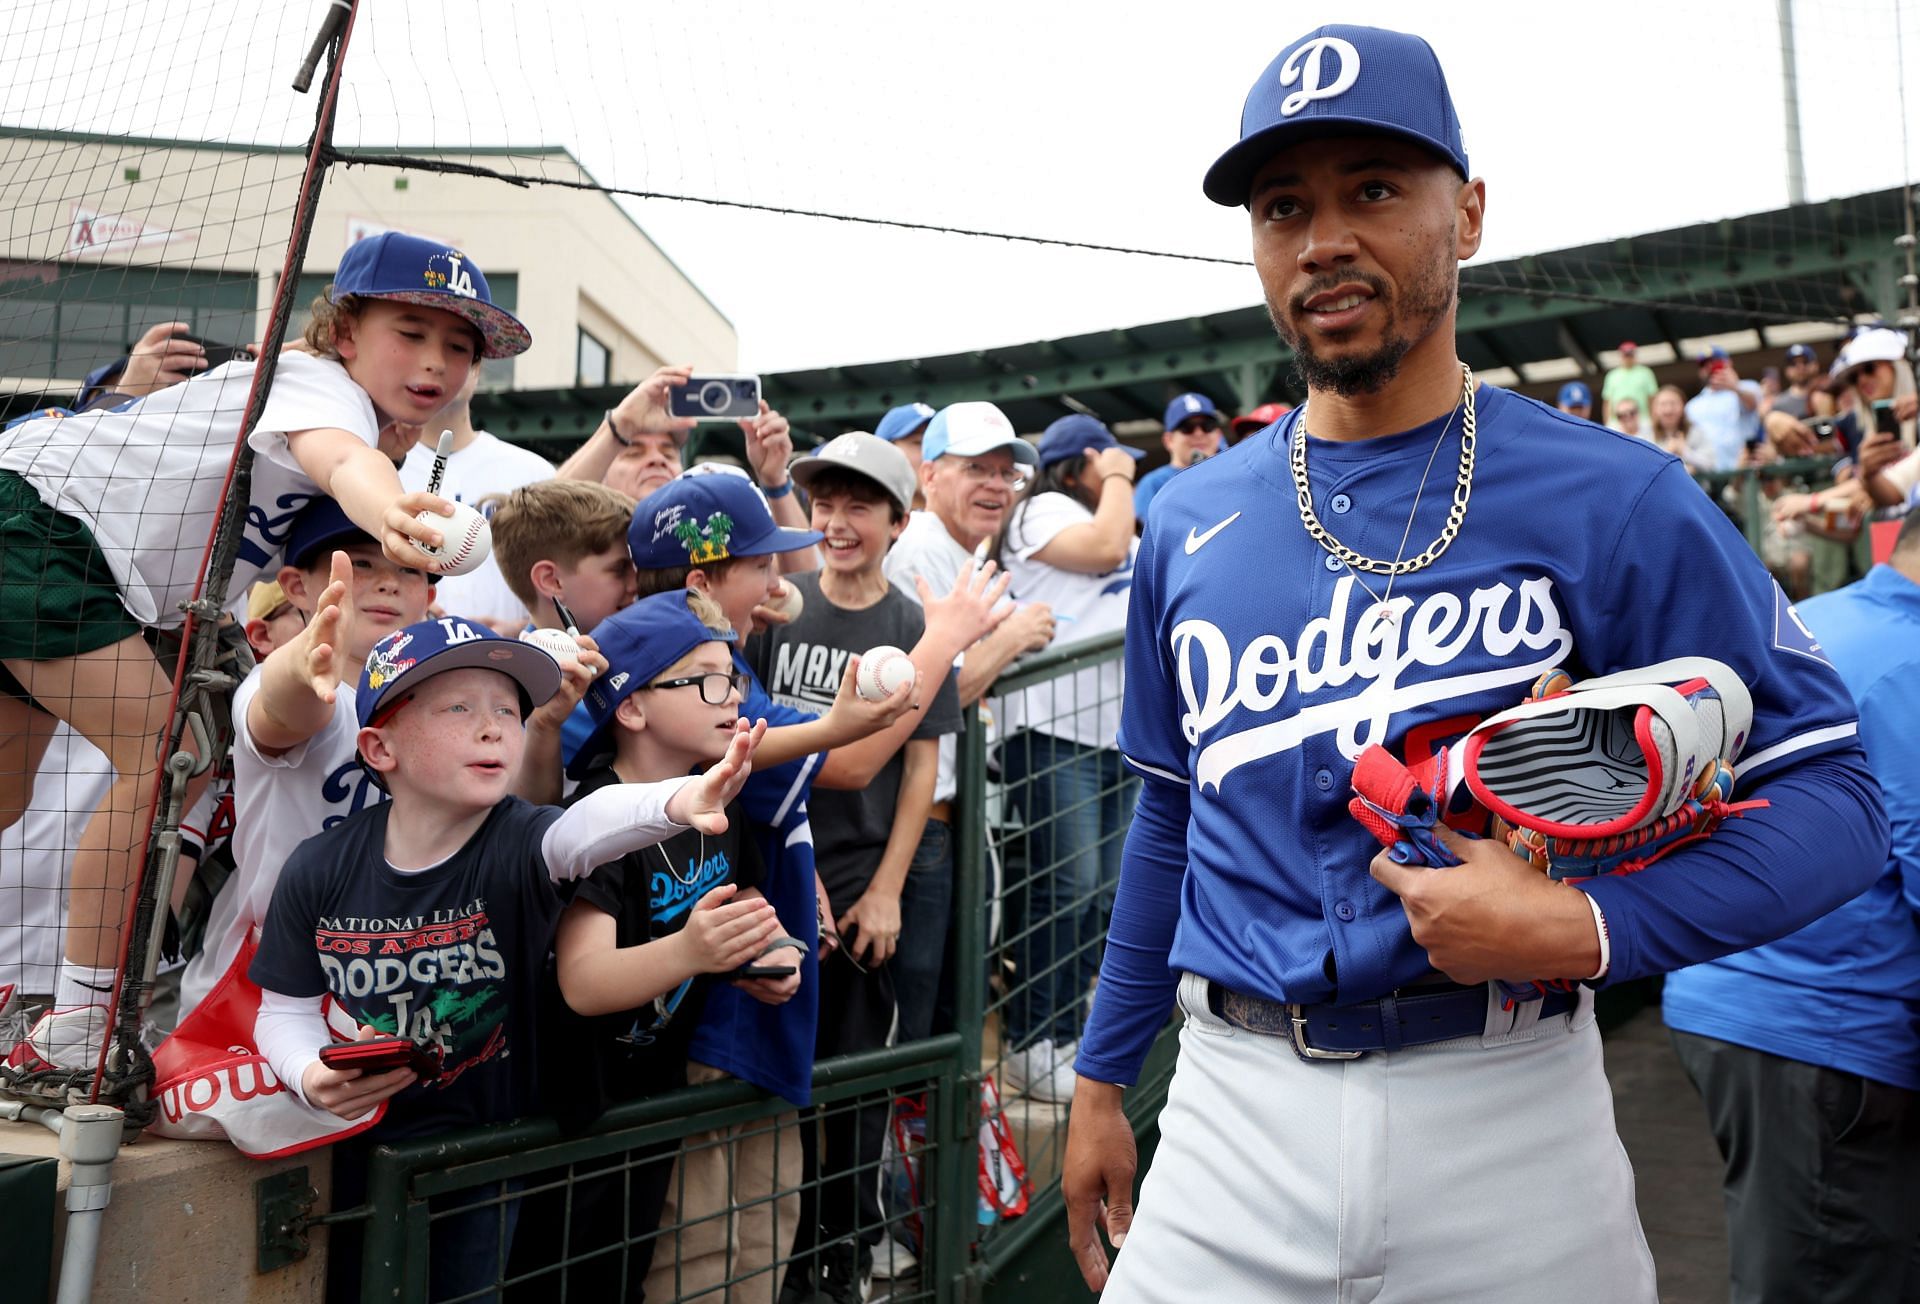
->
[810,490,902,576]
[337,300,480,429]
[629,641,740,764]
[555,543,638,631]
[376,667,526,803]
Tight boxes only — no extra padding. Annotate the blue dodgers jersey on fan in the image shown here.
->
[1111,387,1861,1013]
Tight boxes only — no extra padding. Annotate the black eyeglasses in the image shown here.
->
[1176,419,1221,435]
[639,670,746,705]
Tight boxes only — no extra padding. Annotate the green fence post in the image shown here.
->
[935,706,991,1303]
[359,1146,426,1301]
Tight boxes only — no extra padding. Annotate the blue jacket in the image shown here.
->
[1664,565,1920,1089]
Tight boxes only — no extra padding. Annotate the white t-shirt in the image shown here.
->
[1002,492,1133,749]
[400,430,554,626]
[0,352,380,627]
[0,725,114,995]
[884,511,990,804]
[178,668,386,1016]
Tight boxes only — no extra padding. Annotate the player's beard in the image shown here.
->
[1268,250,1457,399]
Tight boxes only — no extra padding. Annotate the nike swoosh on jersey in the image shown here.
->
[1184,512,1242,554]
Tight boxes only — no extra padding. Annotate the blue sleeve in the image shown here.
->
[1132,467,1165,524]
[1080,524,1187,1084]
[1572,460,1888,978]
[1076,773,1187,1085]
[1855,669,1920,919]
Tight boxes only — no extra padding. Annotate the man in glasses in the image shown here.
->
[1608,396,1650,441]
[1134,392,1224,523]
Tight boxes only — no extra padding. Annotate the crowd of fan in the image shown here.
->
[0,231,1916,1302]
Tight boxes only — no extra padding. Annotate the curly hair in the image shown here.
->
[301,288,361,358]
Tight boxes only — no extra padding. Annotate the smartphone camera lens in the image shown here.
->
[698,380,731,413]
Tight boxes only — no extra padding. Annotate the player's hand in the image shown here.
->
[300,1024,417,1121]
[1065,1078,1137,1292]
[1368,824,1601,986]
[382,491,455,572]
[733,968,802,1005]
[675,883,782,974]
[1087,445,1139,484]
[668,718,767,832]
[528,634,607,732]
[118,322,207,397]
[917,560,1014,655]
[820,655,917,745]
[837,887,902,965]
[285,549,356,704]
[1001,601,1057,655]
[610,365,699,441]
[740,402,794,490]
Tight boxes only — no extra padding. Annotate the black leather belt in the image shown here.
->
[1207,980,1577,1061]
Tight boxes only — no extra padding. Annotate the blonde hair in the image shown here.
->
[482,479,638,610]
[685,590,731,636]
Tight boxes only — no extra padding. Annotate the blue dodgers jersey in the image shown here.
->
[1116,387,1861,1006]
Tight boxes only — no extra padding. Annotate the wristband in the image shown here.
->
[1103,473,1135,487]
[763,479,794,500]
[604,409,633,447]
[1582,890,1611,981]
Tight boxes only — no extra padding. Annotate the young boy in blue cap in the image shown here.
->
[1,232,531,1072]
[533,587,796,1301]
[249,613,762,1301]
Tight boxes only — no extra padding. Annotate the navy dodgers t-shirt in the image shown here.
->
[250,797,564,1140]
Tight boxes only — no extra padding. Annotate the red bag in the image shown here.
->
[148,937,381,1158]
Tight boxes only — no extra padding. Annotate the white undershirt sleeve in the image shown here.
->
[539,775,694,884]
[255,989,330,1106]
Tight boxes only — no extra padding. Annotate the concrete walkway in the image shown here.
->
[1607,1007,1731,1304]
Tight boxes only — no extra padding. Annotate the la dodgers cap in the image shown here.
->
[875,402,937,444]
[789,432,919,515]
[1830,327,1906,380]
[1230,402,1293,437]
[922,402,1039,466]
[1034,414,1145,469]
[1163,392,1220,431]
[1785,343,1818,363]
[1697,345,1731,364]
[356,617,562,731]
[569,590,737,779]
[628,471,823,572]
[1204,25,1469,207]
[1557,381,1593,408]
[330,231,531,359]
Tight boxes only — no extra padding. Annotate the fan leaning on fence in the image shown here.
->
[0,232,528,1077]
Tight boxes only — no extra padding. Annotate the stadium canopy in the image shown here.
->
[482,184,1913,450]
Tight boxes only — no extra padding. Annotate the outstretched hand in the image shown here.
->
[284,549,356,705]
[918,559,1014,654]
[529,634,607,731]
[382,490,456,573]
[667,718,768,832]
[821,655,916,744]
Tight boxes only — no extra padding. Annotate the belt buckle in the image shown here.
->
[1286,1003,1364,1060]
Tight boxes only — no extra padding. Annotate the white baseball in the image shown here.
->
[415,502,491,577]
[765,579,804,621]
[855,645,916,702]
[518,627,581,671]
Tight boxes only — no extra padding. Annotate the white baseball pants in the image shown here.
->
[1102,973,1657,1304]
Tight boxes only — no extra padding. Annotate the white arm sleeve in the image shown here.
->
[539,775,695,884]
[255,989,330,1106]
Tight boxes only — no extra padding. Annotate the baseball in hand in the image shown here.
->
[415,502,492,577]
[518,626,581,671]
[855,645,916,702]
[765,579,804,621]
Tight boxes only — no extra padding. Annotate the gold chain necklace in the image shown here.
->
[1291,363,1478,620]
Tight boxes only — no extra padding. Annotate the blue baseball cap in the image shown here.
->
[1035,414,1145,469]
[1203,26,1469,207]
[875,402,936,444]
[568,591,737,779]
[1697,346,1730,364]
[1556,381,1593,409]
[357,617,562,731]
[629,470,823,571]
[1163,392,1220,431]
[284,495,376,571]
[1785,343,1817,363]
[330,232,531,359]
[922,402,1039,466]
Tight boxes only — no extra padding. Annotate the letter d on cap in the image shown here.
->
[1279,36,1360,116]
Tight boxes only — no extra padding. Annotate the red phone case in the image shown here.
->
[319,1036,438,1076]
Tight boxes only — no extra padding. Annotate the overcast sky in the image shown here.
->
[6,0,1918,371]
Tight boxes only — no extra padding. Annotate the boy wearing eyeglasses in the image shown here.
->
[1133,391,1224,522]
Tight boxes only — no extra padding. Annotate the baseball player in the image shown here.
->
[1062,25,1888,1303]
